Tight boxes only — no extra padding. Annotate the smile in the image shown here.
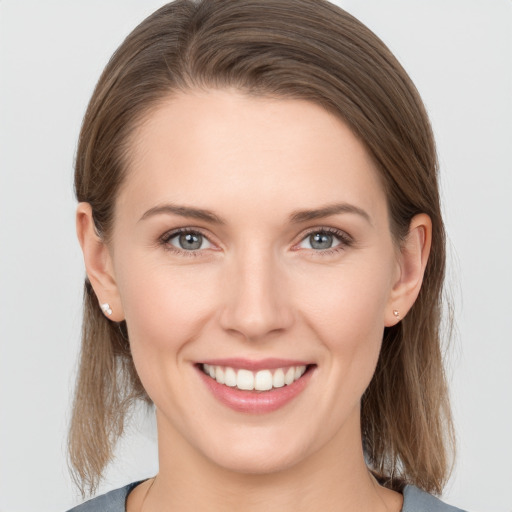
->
[197,360,315,414]
[201,363,307,392]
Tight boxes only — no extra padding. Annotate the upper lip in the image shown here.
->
[198,358,313,371]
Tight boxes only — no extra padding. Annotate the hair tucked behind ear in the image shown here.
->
[70,0,454,497]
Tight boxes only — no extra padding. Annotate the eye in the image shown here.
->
[164,230,213,252]
[296,228,351,252]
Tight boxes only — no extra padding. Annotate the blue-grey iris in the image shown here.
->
[310,232,333,250]
[179,232,203,250]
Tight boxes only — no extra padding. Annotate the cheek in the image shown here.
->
[115,258,219,369]
[120,266,212,345]
[115,260,224,420]
[299,254,392,330]
[295,255,394,383]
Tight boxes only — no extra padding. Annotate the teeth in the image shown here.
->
[285,367,295,385]
[224,367,237,387]
[215,366,225,384]
[202,364,307,391]
[237,369,254,390]
[272,368,285,388]
[255,370,273,391]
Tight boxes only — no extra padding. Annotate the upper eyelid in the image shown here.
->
[161,226,214,241]
[295,226,352,241]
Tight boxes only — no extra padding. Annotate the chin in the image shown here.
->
[196,426,313,476]
[209,447,302,476]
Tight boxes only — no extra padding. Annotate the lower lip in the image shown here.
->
[197,366,315,414]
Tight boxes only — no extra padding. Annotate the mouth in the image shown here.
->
[195,359,316,413]
[199,363,311,392]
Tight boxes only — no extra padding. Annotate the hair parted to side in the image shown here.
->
[70,0,454,497]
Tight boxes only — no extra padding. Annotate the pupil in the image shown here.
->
[179,232,202,250]
[310,232,332,250]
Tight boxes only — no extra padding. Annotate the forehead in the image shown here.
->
[118,89,387,226]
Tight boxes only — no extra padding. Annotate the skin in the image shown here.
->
[77,89,431,512]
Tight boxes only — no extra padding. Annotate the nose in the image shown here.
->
[218,246,294,341]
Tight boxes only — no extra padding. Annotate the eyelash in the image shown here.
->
[159,226,353,258]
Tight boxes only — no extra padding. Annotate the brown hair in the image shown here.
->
[70,0,454,497]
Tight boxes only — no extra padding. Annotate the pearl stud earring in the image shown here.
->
[393,309,400,318]
[101,303,113,316]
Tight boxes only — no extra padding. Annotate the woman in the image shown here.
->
[68,0,465,510]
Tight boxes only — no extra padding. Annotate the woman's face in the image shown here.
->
[105,89,403,474]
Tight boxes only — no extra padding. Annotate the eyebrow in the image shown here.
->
[289,203,372,225]
[139,202,371,225]
[139,204,227,224]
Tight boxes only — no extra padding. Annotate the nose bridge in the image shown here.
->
[219,241,293,340]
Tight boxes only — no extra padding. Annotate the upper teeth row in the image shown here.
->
[203,364,307,391]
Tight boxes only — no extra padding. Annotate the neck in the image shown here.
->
[138,409,402,512]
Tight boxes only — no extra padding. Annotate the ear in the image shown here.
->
[385,213,432,327]
[76,202,125,321]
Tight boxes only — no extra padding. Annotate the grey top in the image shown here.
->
[67,481,467,511]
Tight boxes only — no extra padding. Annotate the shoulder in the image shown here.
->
[65,481,142,512]
[66,481,468,512]
[402,485,467,512]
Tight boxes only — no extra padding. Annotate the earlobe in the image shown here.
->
[385,213,432,327]
[76,203,125,321]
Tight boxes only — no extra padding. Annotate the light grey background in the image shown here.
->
[1,1,511,511]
